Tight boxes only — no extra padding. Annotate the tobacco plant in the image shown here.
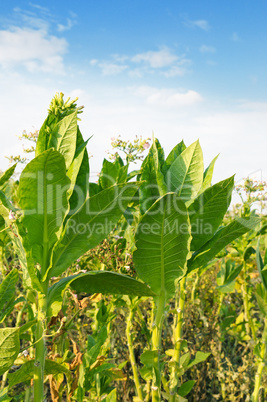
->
[0,94,154,401]
[132,139,260,401]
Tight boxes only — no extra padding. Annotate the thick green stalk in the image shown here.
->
[145,300,156,402]
[126,307,144,401]
[252,318,267,402]
[191,271,199,303]
[33,288,48,402]
[151,291,166,402]
[33,167,50,401]
[24,387,31,402]
[169,277,186,402]
[242,262,256,342]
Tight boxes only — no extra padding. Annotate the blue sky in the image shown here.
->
[0,0,266,186]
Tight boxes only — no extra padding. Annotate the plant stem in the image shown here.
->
[126,307,144,401]
[191,270,199,303]
[242,262,257,342]
[33,289,48,402]
[151,291,166,402]
[145,299,156,402]
[24,386,31,402]
[252,318,267,402]
[0,372,8,390]
[169,277,186,402]
[217,292,224,317]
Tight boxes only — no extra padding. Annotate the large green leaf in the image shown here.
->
[47,271,154,317]
[70,271,156,297]
[67,137,89,211]
[46,183,139,279]
[8,359,71,387]
[256,243,267,290]
[99,159,121,189]
[216,260,243,293]
[18,149,71,271]
[0,269,18,313]
[188,216,261,273]
[0,164,16,187]
[0,328,20,376]
[200,154,219,193]
[162,140,186,175]
[11,222,44,293]
[48,111,77,170]
[0,190,16,212]
[68,127,90,213]
[165,140,203,204]
[150,139,167,196]
[35,114,57,156]
[139,139,166,214]
[189,176,234,251]
[133,193,191,298]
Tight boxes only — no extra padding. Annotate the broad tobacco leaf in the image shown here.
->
[46,183,139,279]
[48,111,78,170]
[18,149,71,273]
[47,271,155,317]
[165,140,203,205]
[189,176,234,251]
[188,216,261,273]
[0,328,20,376]
[8,360,71,387]
[134,193,191,298]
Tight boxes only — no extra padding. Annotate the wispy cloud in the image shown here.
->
[132,47,178,68]
[98,62,128,76]
[90,47,190,78]
[28,3,50,13]
[57,12,77,32]
[183,17,210,31]
[133,86,203,107]
[199,45,216,53]
[13,7,50,31]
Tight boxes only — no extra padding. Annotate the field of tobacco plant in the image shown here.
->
[0,93,266,402]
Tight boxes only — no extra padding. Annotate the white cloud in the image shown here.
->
[57,14,77,32]
[28,3,50,13]
[13,6,51,31]
[133,86,203,107]
[91,47,190,77]
[90,59,98,66]
[0,27,68,73]
[98,62,128,76]
[184,18,210,31]
[57,18,74,32]
[199,45,216,53]
[163,64,190,77]
[132,47,178,68]
[237,100,267,112]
